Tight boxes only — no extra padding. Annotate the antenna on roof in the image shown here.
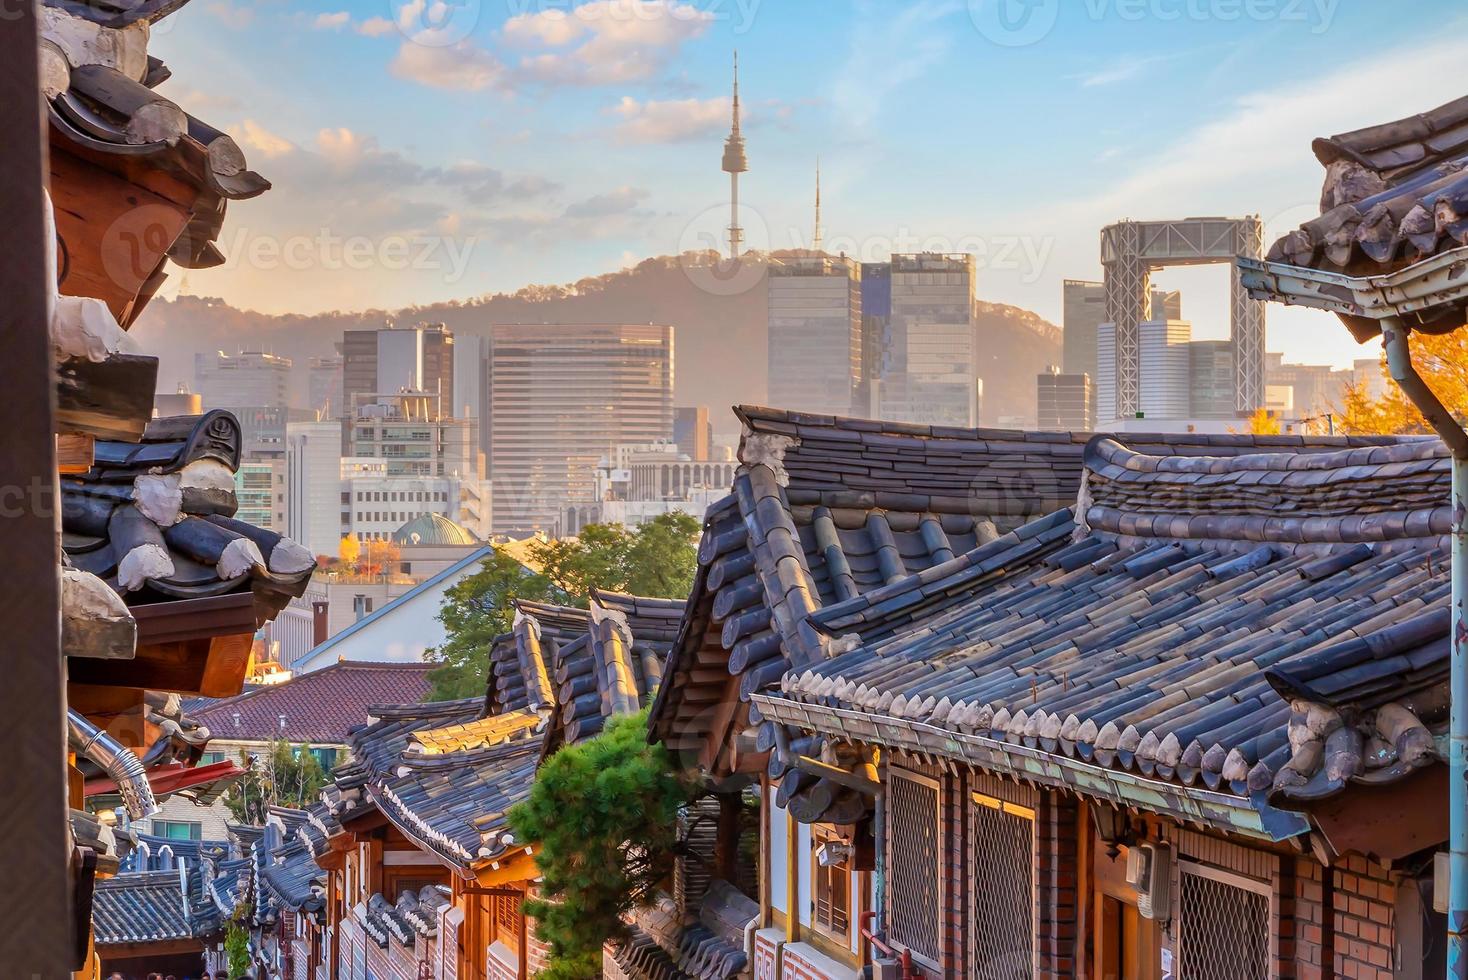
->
[813,156,822,254]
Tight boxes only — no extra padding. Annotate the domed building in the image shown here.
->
[391,512,479,548]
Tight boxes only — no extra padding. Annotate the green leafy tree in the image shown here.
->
[509,710,700,980]
[427,516,700,700]
[426,550,558,700]
[224,902,253,978]
[224,739,328,824]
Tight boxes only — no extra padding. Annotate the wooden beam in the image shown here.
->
[474,850,539,889]
[57,433,94,473]
[54,352,157,441]
[66,684,147,749]
[0,5,71,973]
[197,631,255,697]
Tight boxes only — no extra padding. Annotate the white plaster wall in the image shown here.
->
[769,797,788,916]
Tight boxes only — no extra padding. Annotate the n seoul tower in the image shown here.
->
[721,51,748,259]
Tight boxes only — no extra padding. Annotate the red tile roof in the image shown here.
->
[191,661,435,745]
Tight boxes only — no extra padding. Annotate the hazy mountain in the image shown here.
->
[133,252,1061,439]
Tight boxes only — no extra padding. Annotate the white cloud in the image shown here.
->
[505,0,713,86]
[390,40,510,92]
[358,16,396,37]
[563,185,649,219]
[605,95,731,143]
[312,11,351,30]
[1074,53,1176,88]
[229,119,293,159]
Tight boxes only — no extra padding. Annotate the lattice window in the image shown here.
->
[968,792,1036,979]
[812,825,851,941]
[886,769,941,965]
[1177,862,1271,980]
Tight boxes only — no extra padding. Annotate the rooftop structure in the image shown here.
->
[193,350,292,412]
[879,253,977,427]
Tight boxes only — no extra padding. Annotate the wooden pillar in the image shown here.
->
[716,791,742,882]
[785,808,800,942]
[0,4,71,975]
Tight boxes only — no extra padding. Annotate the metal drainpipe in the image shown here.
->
[67,709,159,819]
[1380,317,1468,979]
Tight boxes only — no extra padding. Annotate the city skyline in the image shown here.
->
[145,1,1468,371]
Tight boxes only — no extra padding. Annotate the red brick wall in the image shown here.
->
[1332,854,1396,979]
[1034,792,1080,979]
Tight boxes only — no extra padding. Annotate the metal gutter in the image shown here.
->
[68,709,159,820]
[752,695,1308,843]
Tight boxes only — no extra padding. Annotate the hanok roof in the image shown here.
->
[62,411,315,617]
[648,406,1379,779]
[489,591,682,751]
[92,869,207,947]
[190,661,435,744]
[759,434,1450,839]
[1267,94,1468,278]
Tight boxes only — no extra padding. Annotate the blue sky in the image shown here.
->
[153,0,1468,368]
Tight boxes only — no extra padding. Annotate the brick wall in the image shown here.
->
[1034,792,1079,979]
[525,885,552,975]
[1332,854,1396,979]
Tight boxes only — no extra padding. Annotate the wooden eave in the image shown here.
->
[70,617,255,697]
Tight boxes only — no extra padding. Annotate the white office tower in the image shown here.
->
[285,420,345,559]
[1096,322,1117,425]
[1139,319,1193,420]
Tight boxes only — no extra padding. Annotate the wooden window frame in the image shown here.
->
[810,824,854,945]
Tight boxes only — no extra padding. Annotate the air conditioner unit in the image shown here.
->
[1126,842,1172,921]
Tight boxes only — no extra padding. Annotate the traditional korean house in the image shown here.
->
[650,406,1437,980]
[271,590,702,980]
[28,1,313,973]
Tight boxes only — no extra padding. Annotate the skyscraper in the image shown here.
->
[1036,366,1092,431]
[341,322,455,417]
[766,254,862,417]
[1138,319,1193,420]
[193,350,292,410]
[878,253,977,427]
[489,324,674,537]
[721,51,747,258]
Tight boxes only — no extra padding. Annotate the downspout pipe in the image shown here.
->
[67,709,159,820]
[1381,318,1468,980]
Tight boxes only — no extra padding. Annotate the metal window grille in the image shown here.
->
[968,793,1036,979]
[1177,862,1271,980]
[886,770,942,964]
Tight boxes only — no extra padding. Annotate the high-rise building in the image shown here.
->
[489,324,674,537]
[1266,352,1353,420]
[1096,322,1117,424]
[859,261,891,416]
[453,335,490,457]
[878,253,976,427]
[1063,280,1181,379]
[308,354,343,418]
[1138,319,1192,420]
[341,323,454,417]
[767,254,862,417]
[347,392,480,480]
[674,406,713,461]
[286,420,346,560]
[1189,341,1237,418]
[1036,367,1092,431]
[193,350,292,410]
[1352,357,1389,400]
[235,459,285,531]
[340,459,489,543]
